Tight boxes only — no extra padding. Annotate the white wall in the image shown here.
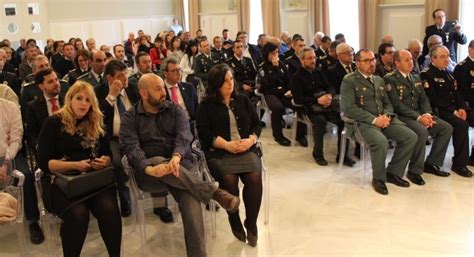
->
[377,3,425,50]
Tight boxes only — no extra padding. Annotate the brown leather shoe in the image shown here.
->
[212,188,240,213]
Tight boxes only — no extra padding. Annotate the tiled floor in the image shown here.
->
[1,123,473,257]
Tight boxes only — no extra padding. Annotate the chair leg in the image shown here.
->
[16,222,28,257]
[262,158,270,225]
[290,114,298,149]
[336,130,348,174]
[137,199,148,256]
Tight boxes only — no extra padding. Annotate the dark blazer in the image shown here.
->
[248,43,263,67]
[54,58,75,79]
[422,23,467,61]
[326,61,357,94]
[78,71,101,87]
[164,82,198,120]
[290,66,335,107]
[0,71,21,97]
[3,62,16,74]
[18,59,32,82]
[94,82,140,137]
[67,68,89,85]
[26,96,64,150]
[196,94,262,159]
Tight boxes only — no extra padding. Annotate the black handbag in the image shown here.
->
[53,166,116,199]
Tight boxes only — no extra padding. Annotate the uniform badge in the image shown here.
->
[415,82,422,88]
[385,83,392,92]
[470,70,474,77]
[423,81,429,88]
[259,69,265,77]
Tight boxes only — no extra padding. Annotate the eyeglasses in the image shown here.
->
[167,68,183,73]
[358,58,376,63]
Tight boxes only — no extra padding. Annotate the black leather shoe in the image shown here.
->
[118,188,131,217]
[406,172,425,186]
[386,173,410,187]
[275,137,291,146]
[29,222,44,244]
[336,156,356,167]
[313,154,328,166]
[451,166,473,178]
[296,137,308,147]
[153,207,174,223]
[424,162,450,177]
[371,179,388,195]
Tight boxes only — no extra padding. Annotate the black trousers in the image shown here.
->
[306,110,347,158]
[438,110,474,167]
[264,94,305,139]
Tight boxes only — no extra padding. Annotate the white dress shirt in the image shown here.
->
[0,98,23,162]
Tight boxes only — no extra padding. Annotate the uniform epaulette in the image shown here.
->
[458,59,466,66]
[23,81,35,87]
[284,55,293,61]
[76,72,90,80]
[420,67,429,73]
[60,79,69,84]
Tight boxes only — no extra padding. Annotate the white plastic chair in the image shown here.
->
[336,113,371,187]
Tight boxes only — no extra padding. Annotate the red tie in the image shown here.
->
[49,98,59,113]
[170,86,179,104]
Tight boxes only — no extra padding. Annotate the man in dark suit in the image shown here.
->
[25,68,63,154]
[53,43,75,79]
[211,36,228,62]
[95,60,139,217]
[128,51,154,90]
[0,48,20,97]
[326,43,357,94]
[50,40,65,68]
[19,44,38,82]
[162,57,198,123]
[114,44,134,68]
[422,8,467,62]
[0,48,16,74]
[78,50,106,87]
[236,31,262,67]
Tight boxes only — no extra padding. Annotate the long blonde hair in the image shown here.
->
[57,81,104,141]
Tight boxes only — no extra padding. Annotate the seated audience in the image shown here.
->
[149,36,167,71]
[0,97,44,244]
[340,49,417,195]
[168,36,184,62]
[37,81,121,257]
[374,43,395,77]
[66,49,90,85]
[0,48,20,97]
[54,43,76,79]
[180,40,199,85]
[114,44,134,68]
[78,50,106,87]
[19,44,39,82]
[196,63,262,247]
[120,73,240,257]
[194,39,221,87]
[226,40,257,102]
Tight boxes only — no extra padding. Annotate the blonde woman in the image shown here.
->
[37,81,121,257]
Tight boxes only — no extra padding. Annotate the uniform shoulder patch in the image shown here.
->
[423,80,430,88]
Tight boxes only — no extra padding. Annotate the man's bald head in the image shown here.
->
[393,49,414,74]
[138,73,166,108]
[138,73,162,91]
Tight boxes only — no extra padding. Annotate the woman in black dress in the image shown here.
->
[196,64,262,247]
[37,81,121,257]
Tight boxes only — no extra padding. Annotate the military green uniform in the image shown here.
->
[340,70,417,181]
[193,52,220,87]
[384,70,453,175]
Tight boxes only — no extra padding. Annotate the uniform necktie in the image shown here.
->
[366,77,373,84]
[170,86,179,104]
[98,75,103,85]
[49,98,59,113]
[345,65,351,74]
[406,75,411,84]
[116,94,126,117]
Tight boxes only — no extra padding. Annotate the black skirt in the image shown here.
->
[207,151,261,176]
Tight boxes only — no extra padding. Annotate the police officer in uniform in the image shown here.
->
[284,37,306,78]
[258,42,305,146]
[421,45,474,178]
[341,49,417,195]
[453,40,474,164]
[194,39,221,87]
[291,47,355,166]
[226,40,257,102]
[384,50,453,185]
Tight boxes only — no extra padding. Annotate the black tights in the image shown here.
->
[52,186,122,257]
[217,172,262,232]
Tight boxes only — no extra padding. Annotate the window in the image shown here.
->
[458,0,473,61]
[6,23,19,34]
[27,3,40,15]
[31,22,41,33]
[249,0,263,44]
[328,0,359,50]
[4,4,16,16]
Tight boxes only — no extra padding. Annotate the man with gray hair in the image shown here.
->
[421,45,474,178]
[421,35,456,72]
[19,44,38,82]
[279,31,291,55]
[406,39,423,74]
[327,43,356,95]
[291,47,353,166]
[310,31,324,51]
[0,48,20,96]
[86,37,96,51]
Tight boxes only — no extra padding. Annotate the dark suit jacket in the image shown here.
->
[248,44,263,67]
[26,96,64,150]
[0,71,21,97]
[164,82,198,120]
[326,62,356,94]
[422,23,467,61]
[94,82,140,137]
[3,62,16,74]
[18,59,32,82]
